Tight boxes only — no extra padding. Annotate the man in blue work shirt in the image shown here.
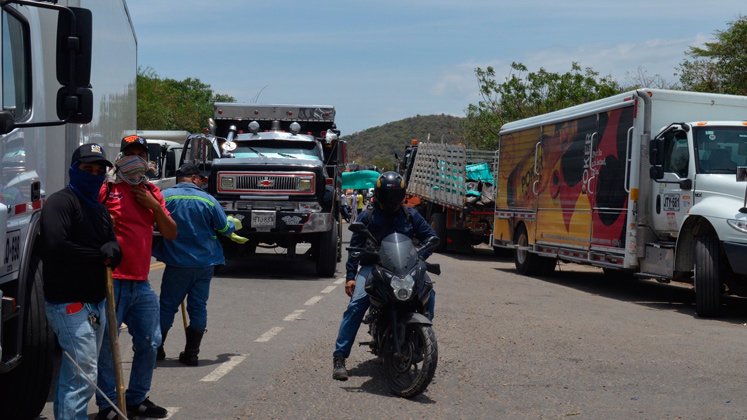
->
[153,163,246,366]
[332,171,438,380]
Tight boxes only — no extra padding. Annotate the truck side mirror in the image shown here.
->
[56,7,92,86]
[650,166,664,180]
[55,7,93,123]
[164,149,177,178]
[649,138,661,166]
[56,86,92,123]
[0,111,15,135]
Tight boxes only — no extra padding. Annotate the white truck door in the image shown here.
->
[650,129,693,236]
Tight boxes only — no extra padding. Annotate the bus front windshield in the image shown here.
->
[694,126,747,174]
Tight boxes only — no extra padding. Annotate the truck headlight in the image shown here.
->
[298,178,312,192]
[727,219,747,234]
[221,176,235,189]
[390,274,415,301]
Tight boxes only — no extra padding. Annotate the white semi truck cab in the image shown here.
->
[648,120,747,314]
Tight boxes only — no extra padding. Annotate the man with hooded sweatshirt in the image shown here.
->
[95,135,177,420]
[42,144,121,420]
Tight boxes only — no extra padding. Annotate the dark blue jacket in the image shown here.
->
[345,206,437,279]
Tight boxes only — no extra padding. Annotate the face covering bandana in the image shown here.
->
[68,164,106,208]
[114,154,149,185]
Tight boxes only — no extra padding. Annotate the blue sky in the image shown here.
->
[126,1,745,135]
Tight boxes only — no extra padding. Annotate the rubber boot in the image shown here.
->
[179,326,204,366]
[156,328,169,361]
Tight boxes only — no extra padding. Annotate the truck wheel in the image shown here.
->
[430,213,447,252]
[514,225,555,276]
[0,257,56,419]
[316,221,338,277]
[694,235,722,317]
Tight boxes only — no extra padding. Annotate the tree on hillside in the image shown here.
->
[464,62,622,150]
[137,67,236,133]
[677,16,747,95]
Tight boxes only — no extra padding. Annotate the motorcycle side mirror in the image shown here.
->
[348,222,367,233]
[419,236,440,254]
[349,222,377,244]
[426,262,441,276]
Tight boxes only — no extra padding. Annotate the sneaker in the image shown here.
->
[127,397,168,418]
[95,407,120,420]
[156,345,166,361]
[332,356,348,381]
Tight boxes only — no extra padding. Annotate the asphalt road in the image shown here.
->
[38,228,747,419]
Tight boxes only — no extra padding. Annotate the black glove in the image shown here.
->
[100,241,122,268]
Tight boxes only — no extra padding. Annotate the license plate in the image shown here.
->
[663,193,680,211]
[251,210,276,229]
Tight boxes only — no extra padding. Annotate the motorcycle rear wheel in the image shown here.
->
[383,324,438,398]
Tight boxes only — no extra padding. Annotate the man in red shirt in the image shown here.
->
[95,135,177,420]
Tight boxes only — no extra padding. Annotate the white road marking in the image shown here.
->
[200,354,247,382]
[304,295,324,306]
[334,278,345,284]
[254,326,284,342]
[321,285,336,294]
[283,309,306,321]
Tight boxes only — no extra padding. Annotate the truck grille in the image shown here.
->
[218,171,316,195]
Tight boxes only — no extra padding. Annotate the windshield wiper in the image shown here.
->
[247,146,265,157]
[277,152,297,159]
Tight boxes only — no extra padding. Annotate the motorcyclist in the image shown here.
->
[332,171,438,381]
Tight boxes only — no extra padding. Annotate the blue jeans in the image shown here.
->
[159,265,214,332]
[333,266,436,359]
[46,300,106,420]
[96,280,161,409]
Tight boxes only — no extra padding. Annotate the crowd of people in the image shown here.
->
[41,138,437,419]
[41,137,244,420]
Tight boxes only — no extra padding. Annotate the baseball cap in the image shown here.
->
[120,135,148,152]
[176,163,210,178]
[71,143,113,167]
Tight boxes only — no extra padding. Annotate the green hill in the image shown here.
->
[343,114,464,170]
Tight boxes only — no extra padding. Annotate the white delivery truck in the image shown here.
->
[0,1,136,417]
[492,89,747,317]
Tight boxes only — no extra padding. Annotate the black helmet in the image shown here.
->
[374,171,406,213]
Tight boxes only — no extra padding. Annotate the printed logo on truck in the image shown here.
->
[498,106,634,250]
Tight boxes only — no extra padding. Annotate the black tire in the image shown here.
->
[383,325,438,398]
[430,213,447,252]
[0,257,56,419]
[514,225,555,275]
[316,221,338,277]
[694,235,722,317]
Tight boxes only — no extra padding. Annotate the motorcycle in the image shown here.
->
[348,222,441,398]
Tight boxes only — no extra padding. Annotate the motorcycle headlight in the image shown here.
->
[391,274,415,301]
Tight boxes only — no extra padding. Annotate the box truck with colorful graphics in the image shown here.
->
[405,141,497,252]
[0,1,136,417]
[491,89,747,317]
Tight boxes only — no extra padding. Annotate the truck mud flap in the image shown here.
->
[445,228,472,253]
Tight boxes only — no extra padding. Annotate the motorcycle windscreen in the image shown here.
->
[378,233,419,276]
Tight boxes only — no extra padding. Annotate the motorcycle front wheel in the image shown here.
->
[383,324,438,398]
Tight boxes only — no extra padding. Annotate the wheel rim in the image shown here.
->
[384,327,429,393]
[516,231,528,265]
